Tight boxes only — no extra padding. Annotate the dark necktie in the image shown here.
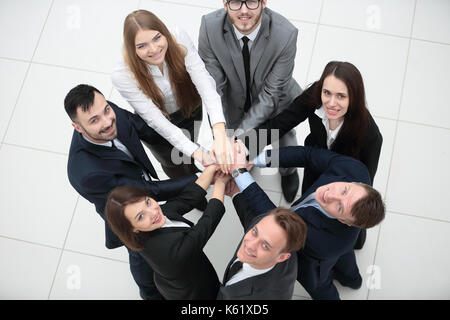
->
[226,260,243,282]
[242,36,251,112]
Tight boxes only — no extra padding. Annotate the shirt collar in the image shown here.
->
[82,134,113,147]
[304,199,336,220]
[233,22,261,42]
[147,62,167,77]
[315,106,344,140]
[235,258,274,274]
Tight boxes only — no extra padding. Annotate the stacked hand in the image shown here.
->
[230,139,254,172]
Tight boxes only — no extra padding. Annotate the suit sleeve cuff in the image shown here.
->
[234,172,255,191]
[252,151,267,168]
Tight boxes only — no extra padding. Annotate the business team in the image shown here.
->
[65,0,385,300]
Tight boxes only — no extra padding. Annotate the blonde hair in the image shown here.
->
[123,10,200,118]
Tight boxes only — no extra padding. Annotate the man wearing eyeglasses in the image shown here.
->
[199,1,302,204]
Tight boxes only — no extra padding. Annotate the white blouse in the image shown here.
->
[111,26,226,157]
[315,106,344,149]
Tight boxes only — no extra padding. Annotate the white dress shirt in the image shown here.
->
[232,23,262,51]
[225,258,274,286]
[162,216,190,229]
[111,26,226,157]
[314,106,344,149]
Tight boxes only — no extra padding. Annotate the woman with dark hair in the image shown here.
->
[105,164,230,299]
[253,61,382,249]
[112,10,232,178]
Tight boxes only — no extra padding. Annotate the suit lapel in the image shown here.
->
[249,11,270,85]
[163,208,194,227]
[76,131,135,163]
[113,105,158,179]
[223,18,247,91]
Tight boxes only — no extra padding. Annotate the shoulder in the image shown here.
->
[265,8,297,33]
[202,8,227,23]
[168,25,190,43]
[67,143,102,183]
[201,8,228,32]
[111,57,136,86]
[108,100,130,118]
[367,113,381,135]
[363,112,383,144]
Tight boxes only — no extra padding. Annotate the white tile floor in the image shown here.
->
[0,0,449,300]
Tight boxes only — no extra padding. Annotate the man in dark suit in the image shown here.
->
[216,145,307,299]
[198,0,302,202]
[65,84,199,299]
[230,141,385,299]
[217,202,307,300]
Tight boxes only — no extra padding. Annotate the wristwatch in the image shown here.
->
[231,168,248,178]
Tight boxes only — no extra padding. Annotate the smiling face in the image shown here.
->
[237,215,291,270]
[134,28,168,68]
[224,0,266,35]
[321,75,350,124]
[124,196,166,233]
[315,182,367,226]
[72,91,117,143]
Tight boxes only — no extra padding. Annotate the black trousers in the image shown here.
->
[143,106,202,179]
[126,247,163,299]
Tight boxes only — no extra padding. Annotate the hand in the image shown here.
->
[212,168,226,184]
[195,164,221,191]
[210,139,233,174]
[216,172,232,185]
[225,179,240,197]
[201,150,216,167]
[192,148,216,167]
[211,123,233,174]
[230,139,248,171]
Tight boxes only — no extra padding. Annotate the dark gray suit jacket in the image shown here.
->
[199,7,302,131]
[216,193,297,300]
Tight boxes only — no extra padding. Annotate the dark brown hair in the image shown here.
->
[64,84,103,121]
[105,185,154,251]
[351,183,385,229]
[268,207,307,253]
[310,61,370,159]
[123,10,200,118]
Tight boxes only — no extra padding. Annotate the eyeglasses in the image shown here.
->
[227,0,261,11]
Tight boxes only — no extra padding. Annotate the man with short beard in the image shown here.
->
[199,0,303,203]
[65,84,201,299]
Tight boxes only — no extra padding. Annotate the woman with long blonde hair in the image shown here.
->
[112,10,232,178]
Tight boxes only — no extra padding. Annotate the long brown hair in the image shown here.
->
[310,61,370,159]
[123,10,200,118]
[105,185,154,251]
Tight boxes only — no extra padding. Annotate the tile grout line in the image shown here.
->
[143,0,450,46]
[0,233,130,265]
[0,56,111,76]
[317,22,450,46]
[2,142,68,157]
[373,115,450,131]
[303,0,325,85]
[0,234,62,251]
[0,0,55,146]
[62,248,130,265]
[47,194,80,300]
[366,0,418,301]
[388,210,450,224]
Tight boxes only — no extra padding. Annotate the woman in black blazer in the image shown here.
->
[254,61,382,249]
[105,165,230,299]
